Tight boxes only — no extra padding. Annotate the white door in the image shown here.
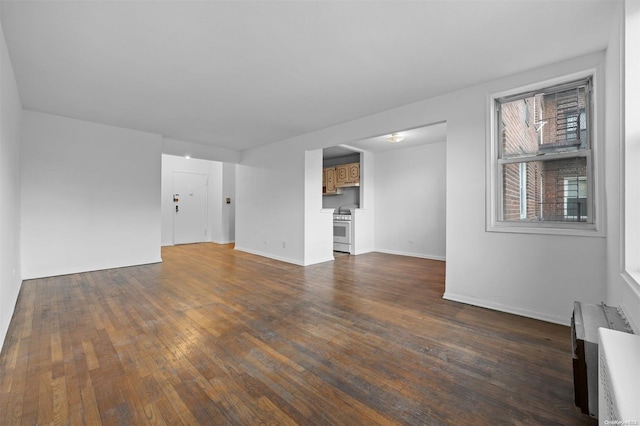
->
[173,171,208,245]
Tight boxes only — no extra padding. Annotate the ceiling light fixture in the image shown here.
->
[387,133,404,143]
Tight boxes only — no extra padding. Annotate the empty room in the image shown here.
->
[0,1,638,425]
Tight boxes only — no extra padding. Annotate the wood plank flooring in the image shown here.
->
[0,244,595,425]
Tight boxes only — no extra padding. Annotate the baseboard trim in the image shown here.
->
[442,291,569,326]
[22,257,164,281]
[303,256,335,266]
[233,246,305,266]
[375,248,446,262]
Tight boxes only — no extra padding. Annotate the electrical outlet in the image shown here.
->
[282,242,286,248]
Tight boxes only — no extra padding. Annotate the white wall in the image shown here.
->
[161,154,235,246]
[236,147,306,264]
[352,150,374,255]
[304,149,334,265]
[237,51,611,325]
[0,14,23,350]
[21,111,162,279]
[374,141,446,260]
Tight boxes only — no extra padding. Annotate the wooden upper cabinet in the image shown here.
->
[324,167,337,194]
[348,163,360,181]
[336,164,348,182]
[336,162,360,187]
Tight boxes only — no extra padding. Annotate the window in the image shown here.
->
[488,76,599,235]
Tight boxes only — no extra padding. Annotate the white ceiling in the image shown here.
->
[349,122,447,152]
[324,122,447,159]
[0,0,617,152]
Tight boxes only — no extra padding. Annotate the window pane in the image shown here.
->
[564,177,588,220]
[500,84,588,158]
[500,97,540,158]
[539,86,588,150]
[502,157,588,222]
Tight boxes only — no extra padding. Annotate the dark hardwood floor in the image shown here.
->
[0,244,594,425]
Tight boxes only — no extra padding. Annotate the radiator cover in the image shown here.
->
[598,328,639,423]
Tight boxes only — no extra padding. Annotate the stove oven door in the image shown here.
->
[333,220,351,245]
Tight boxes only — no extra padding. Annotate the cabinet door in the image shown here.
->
[325,167,336,193]
[336,164,349,186]
[348,163,360,183]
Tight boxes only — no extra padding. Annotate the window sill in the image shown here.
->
[623,270,640,289]
[487,221,605,237]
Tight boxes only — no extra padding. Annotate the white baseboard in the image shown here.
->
[163,239,235,247]
[167,243,331,266]
[375,248,446,262]
[442,291,569,326]
[22,256,164,280]
[233,246,305,266]
[303,256,335,266]
[352,248,374,255]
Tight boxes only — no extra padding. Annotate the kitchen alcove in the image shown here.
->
[322,149,361,211]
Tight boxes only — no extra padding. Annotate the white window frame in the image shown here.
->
[624,0,640,290]
[519,162,527,220]
[486,69,605,237]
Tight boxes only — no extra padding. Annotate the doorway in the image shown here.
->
[173,171,208,245]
